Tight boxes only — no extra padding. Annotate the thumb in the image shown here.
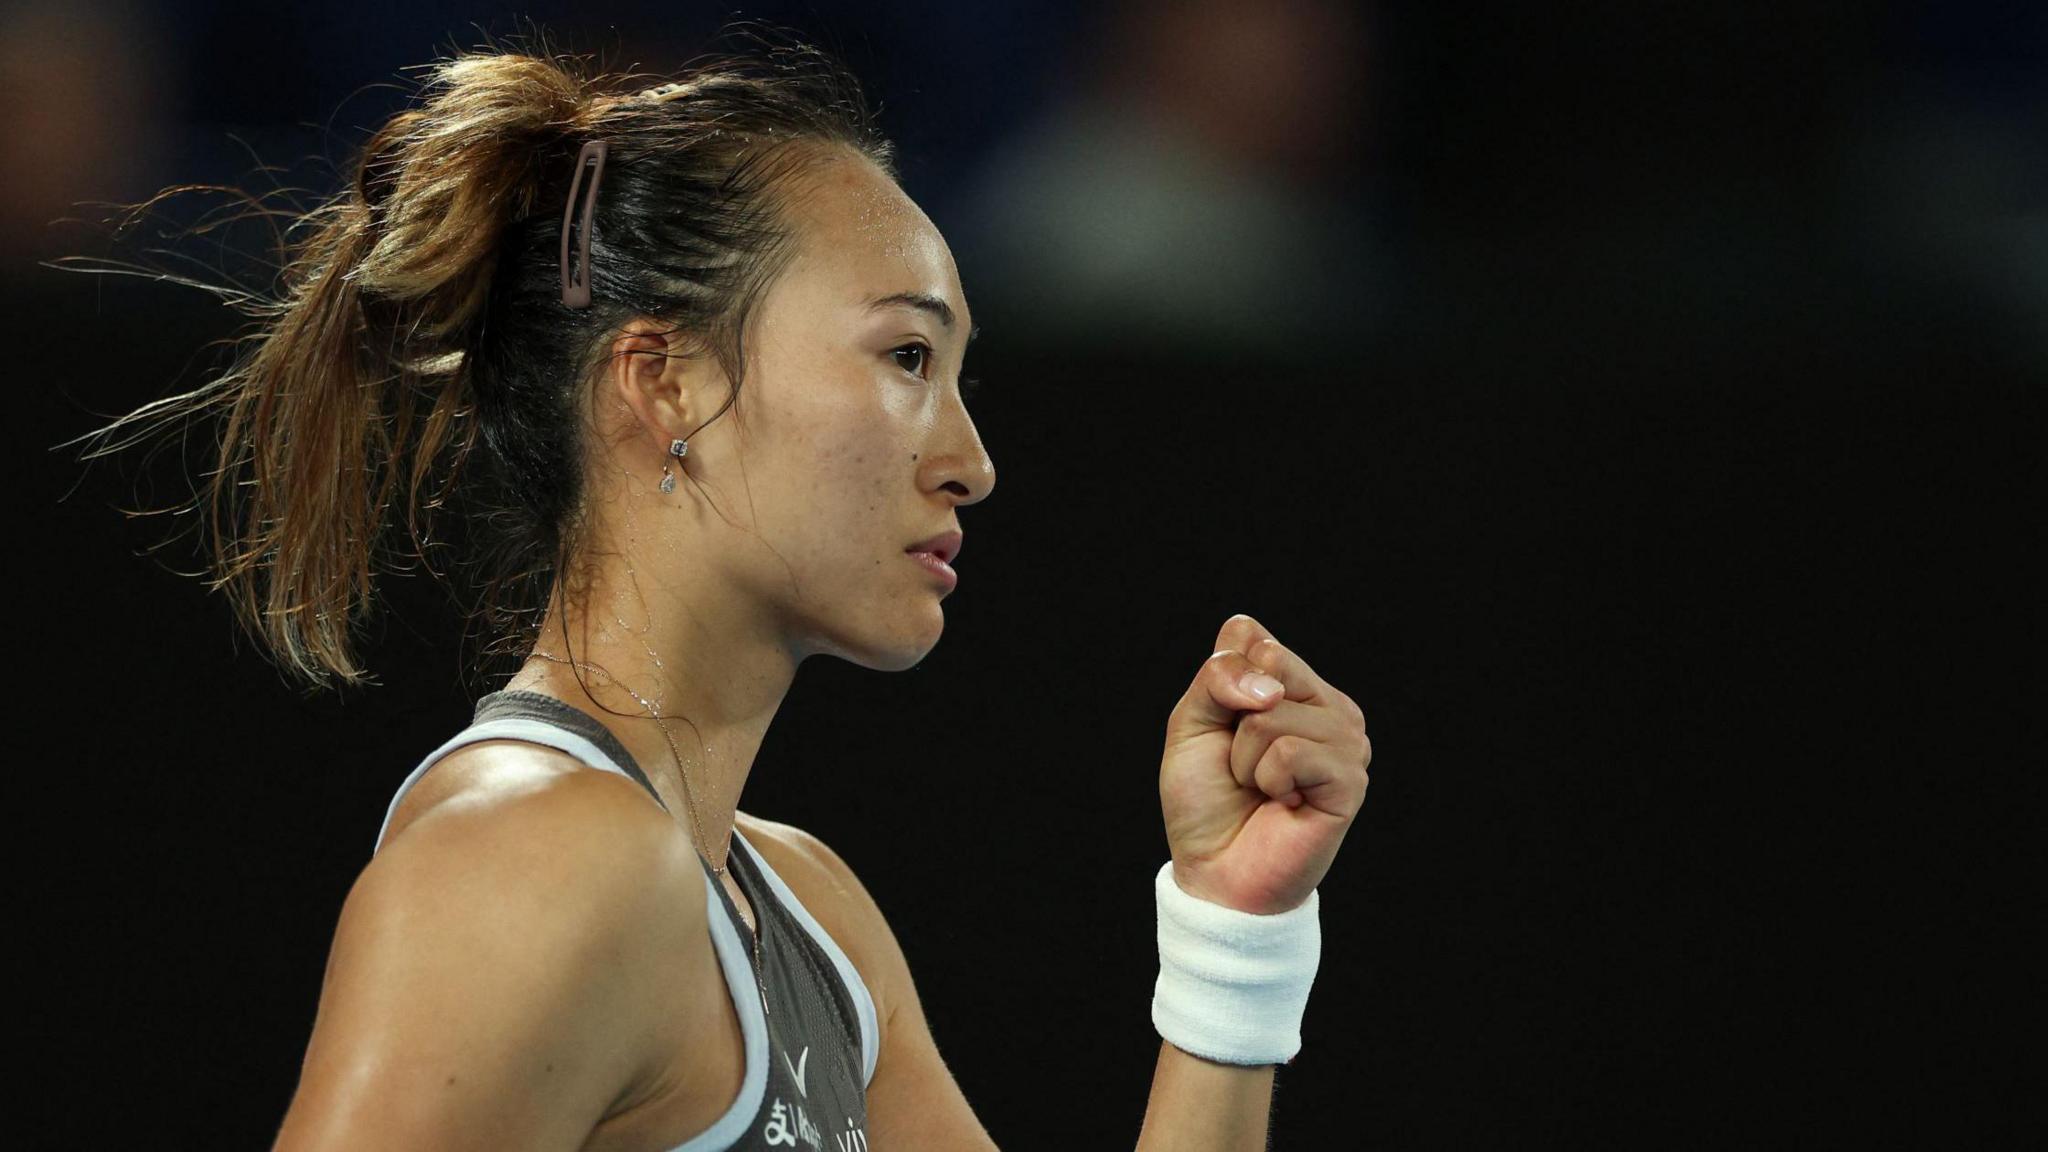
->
[1165,648,1287,745]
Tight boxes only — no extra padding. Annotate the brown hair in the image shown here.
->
[57,26,896,693]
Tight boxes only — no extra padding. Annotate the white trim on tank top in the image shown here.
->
[372,716,881,1149]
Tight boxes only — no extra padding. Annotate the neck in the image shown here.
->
[504,568,799,870]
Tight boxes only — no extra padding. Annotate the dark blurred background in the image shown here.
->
[9,1,2032,1146]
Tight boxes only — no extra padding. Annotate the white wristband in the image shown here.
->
[1151,861,1322,1066]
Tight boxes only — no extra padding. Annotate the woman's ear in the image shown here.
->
[606,319,700,447]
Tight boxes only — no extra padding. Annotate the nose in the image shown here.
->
[946,450,994,505]
[925,424,995,507]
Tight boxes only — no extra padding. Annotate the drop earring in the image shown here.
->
[659,437,688,494]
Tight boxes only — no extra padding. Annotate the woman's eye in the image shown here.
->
[892,344,929,377]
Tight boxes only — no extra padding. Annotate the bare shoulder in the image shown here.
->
[380,737,668,849]
[278,752,713,1149]
[736,813,907,1026]
[370,743,698,910]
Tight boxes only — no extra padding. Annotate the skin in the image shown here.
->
[274,143,1373,1152]
[504,144,996,931]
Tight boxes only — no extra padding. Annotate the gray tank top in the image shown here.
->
[372,689,878,1151]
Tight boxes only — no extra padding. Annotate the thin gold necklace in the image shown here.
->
[523,648,732,877]
[523,649,771,1017]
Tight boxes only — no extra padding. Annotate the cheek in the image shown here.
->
[798,393,914,515]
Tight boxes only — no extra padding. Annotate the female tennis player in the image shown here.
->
[79,34,1370,1152]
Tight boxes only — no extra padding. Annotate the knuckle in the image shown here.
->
[1219,613,1268,646]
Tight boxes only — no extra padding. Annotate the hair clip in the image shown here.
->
[559,140,607,309]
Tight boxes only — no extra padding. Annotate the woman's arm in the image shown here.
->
[788,830,1279,1152]
[1136,1044,1275,1152]
[831,613,1369,1151]
[272,770,711,1152]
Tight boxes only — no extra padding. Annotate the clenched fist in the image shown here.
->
[1159,614,1372,915]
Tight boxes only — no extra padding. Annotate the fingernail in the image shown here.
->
[1241,672,1284,701]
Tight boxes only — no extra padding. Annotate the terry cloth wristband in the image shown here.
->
[1151,861,1322,1066]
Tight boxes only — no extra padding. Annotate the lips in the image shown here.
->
[906,530,962,565]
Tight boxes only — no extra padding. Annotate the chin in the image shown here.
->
[874,616,946,671]
[832,639,937,674]
[810,598,946,672]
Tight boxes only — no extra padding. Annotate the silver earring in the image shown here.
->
[659,438,687,494]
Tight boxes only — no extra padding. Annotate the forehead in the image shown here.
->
[779,151,965,318]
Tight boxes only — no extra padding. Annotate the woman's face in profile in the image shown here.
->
[681,149,994,671]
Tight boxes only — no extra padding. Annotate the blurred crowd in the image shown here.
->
[5,1,2044,362]
[5,0,1380,362]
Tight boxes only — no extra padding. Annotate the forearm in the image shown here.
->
[1133,1041,1275,1152]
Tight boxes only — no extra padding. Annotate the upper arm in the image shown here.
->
[274,772,709,1152]
[768,824,1000,1152]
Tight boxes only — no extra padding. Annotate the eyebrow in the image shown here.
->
[864,291,980,345]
